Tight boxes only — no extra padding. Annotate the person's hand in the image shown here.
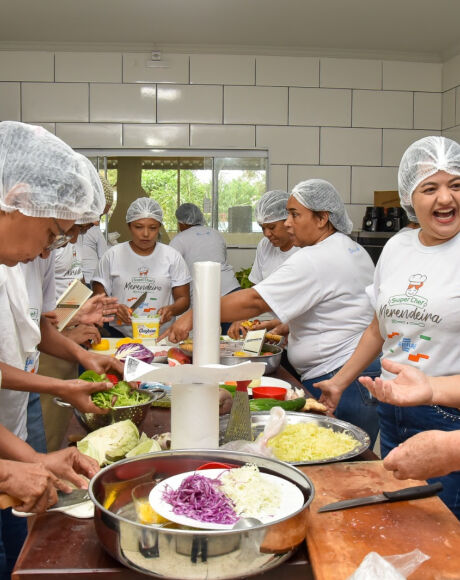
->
[227,321,247,340]
[384,431,453,480]
[43,310,59,326]
[0,460,59,513]
[58,379,113,413]
[219,388,233,415]
[157,305,175,325]
[116,304,132,325]
[39,448,99,491]
[359,358,433,407]
[159,311,193,343]
[270,322,289,336]
[313,379,344,414]
[75,295,118,326]
[62,324,101,347]
[81,352,124,377]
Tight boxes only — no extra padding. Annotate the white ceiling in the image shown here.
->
[1,0,460,62]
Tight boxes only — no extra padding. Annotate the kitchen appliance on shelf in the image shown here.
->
[383,207,408,232]
[362,206,385,232]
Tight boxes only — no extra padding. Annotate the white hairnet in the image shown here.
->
[291,179,353,235]
[75,155,105,224]
[398,136,460,221]
[255,190,289,224]
[0,121,98,220]
[175,203,206,226]
[126,197,163,224]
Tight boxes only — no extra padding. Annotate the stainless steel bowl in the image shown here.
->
[219,411,370,465]
[89,450,314,579]
[219,342,283,375]
[54,388,165,432]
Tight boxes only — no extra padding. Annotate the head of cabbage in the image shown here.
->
[77,420,160,465]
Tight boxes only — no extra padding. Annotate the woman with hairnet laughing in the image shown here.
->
[163,179,381,446]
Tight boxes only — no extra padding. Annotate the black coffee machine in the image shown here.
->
[362,206,407,232]
[383,207,408,232]
[362,206,385,232]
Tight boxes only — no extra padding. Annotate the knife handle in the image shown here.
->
[0,493,20,509]
[383,481,443,502]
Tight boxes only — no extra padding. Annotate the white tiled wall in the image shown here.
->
[0,49,455,243]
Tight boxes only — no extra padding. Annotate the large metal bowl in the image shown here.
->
[219,411,370,465]
[89,449,314,579]
[54,388,164,432]
[219,342,283,375]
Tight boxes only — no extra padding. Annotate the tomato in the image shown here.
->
[106,373,119,385]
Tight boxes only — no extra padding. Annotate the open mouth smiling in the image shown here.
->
[433,208,456,223]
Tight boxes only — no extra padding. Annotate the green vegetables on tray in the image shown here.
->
[79,370,150,409]
[249,397,306,412]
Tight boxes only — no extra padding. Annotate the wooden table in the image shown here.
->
[12,366,371,579]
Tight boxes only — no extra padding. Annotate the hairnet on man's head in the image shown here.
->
[126,197,163,224]
[291,179,353,235]
[255,190,289,224]
[0,121,97,220]
[398,136,460,221]
[175,203,206,226]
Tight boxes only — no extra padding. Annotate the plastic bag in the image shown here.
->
[220,407,287,457]
[347,549,430,579]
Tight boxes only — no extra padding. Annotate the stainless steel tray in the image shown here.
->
[219,411,370,465]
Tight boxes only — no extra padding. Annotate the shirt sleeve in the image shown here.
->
[168,248,192,287]
[91,248,113,294]
[42,256,57,312]
[249,244,263,284]
[254,252,322,323]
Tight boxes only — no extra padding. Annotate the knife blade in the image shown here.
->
[129,292,147,315]
[0,487,90,511]
[318,481,443,513]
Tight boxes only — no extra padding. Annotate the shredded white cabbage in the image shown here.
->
[268,423,358,462]
[218,464,281,518]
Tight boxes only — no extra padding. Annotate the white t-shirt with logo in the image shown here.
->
[169,226,239,296]
[255,233,375,381]
[54,239,84,299]
[372,229,460,380]
[92,241,191,337]
[249,237,299,284]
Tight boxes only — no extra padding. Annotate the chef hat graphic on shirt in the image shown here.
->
[406,274,427,296]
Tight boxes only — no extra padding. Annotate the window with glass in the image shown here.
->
[87,151,268,241]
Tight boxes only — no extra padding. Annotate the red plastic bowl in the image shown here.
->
[252,386,287,400]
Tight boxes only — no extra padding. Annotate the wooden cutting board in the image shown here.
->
[301,461,460,580]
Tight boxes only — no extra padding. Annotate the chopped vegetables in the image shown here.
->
[219,464,281,518]
[268,423,359,462]
[78,369,150,408]
[91,381,150,409]
[162,473,238,525]
[91,339,110,351]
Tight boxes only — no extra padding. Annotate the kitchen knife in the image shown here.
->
[129,292,148,315]
[318,481,443,513]
[0,488,90,511]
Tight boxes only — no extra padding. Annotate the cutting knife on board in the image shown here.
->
[318,481,443,513]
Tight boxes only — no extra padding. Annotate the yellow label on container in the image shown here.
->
[132,317,160,339]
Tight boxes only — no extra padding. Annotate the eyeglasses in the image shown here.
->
[46,219,73,251]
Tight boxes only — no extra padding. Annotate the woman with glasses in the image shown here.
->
[0,122,119,578]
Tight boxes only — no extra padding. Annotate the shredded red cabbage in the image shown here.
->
[114,343,154,364]
[162,473,238,524]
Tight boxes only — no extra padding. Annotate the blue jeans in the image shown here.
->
[302,357,381,447]
[26,392,47,454]
[378,402,460,519]
[221,286,241,336]
[0,509,28,580]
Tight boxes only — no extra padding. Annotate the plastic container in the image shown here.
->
[132,316,160,339]
[252,386,287,400]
